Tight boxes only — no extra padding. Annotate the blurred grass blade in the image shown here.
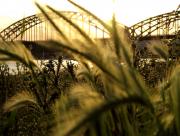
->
[35,3,70,44]
[153,46,168,60]
[37,40,121,83]
[47,5,95,46]
[68,0,111,32]
[112,14,121,58]
[0,42,37,69]
[3,91,39,113]
[110,15,132,66]
[65,95,153,136]
[170,65,180,136]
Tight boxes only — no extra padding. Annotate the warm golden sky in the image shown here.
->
[0,0,179,30]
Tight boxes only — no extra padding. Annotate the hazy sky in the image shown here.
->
[0,0,179,30]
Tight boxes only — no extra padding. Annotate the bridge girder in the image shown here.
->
[129,10,180,41]
[0,11,109,41]
[0,9,180,42]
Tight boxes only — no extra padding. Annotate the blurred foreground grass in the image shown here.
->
[0,0,180,136]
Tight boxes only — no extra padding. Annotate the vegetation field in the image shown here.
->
[0,1,180,136]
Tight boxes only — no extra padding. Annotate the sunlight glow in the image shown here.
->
[0,0,179,30]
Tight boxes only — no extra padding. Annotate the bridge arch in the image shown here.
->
[0,11,109,41]
[129,10,180,41]
[1,9,179,42]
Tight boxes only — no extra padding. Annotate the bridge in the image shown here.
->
[129,10,180,41]
[0,8,179,59]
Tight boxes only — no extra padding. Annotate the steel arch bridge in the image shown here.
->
[129,9,180,41]
[0,11,109,41]
[0,9,179,43]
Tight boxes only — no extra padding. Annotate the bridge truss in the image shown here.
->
[0,11,109,41]
[129,9,180,41]
[0,8,180,43]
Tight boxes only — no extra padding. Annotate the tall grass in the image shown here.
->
[0,1,179,136]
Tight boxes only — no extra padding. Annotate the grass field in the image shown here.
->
[0,1,180,136]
